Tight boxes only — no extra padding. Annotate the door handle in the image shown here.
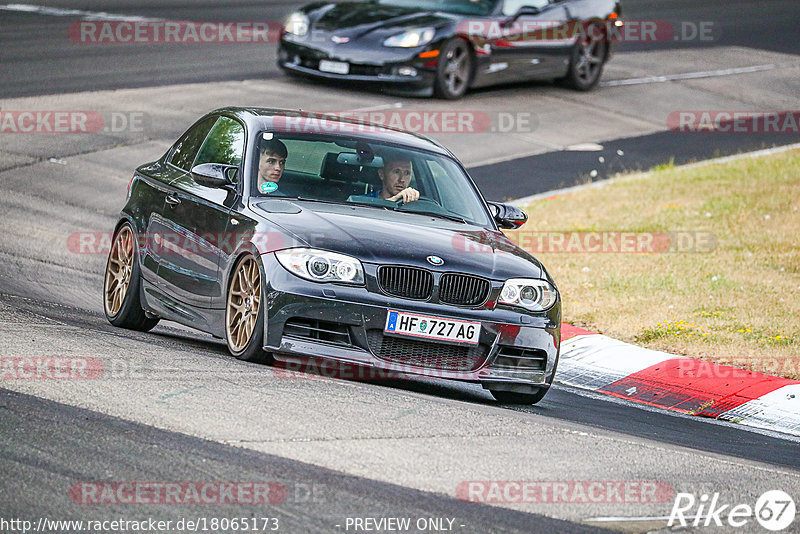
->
[166,194,181,206]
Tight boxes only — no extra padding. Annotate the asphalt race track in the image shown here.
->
[2,0,799,98]
[1,1,800,533]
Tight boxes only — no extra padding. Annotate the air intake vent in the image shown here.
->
[283,318,352,346]
[367,330,489,371]
[493,346,547,371]
[377,266,433,300]
[439,274,491,306]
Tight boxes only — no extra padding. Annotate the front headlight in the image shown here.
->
[275,248,364,285]
[383,27,435,48]
[284,12,309,36]
[499,279,558,311]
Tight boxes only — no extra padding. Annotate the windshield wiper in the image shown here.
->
[292,197,393,211]
[394,208,467,224]
[291,196,345,205]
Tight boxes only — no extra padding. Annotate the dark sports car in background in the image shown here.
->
[104,107,561,404]
[278,0,621,99]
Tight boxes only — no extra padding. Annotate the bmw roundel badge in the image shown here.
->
[426,255,444,266]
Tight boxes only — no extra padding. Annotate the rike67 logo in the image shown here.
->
[669,490,796,531]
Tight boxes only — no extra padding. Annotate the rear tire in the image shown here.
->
[103,223,159,332]
[434,39,472,100]
[225,254,273,364]
[491,388,549,405]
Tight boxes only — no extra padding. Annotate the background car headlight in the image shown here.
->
[275,248,364,284]
[284,12,309,36]
[383,27,435,48]
[499,279,557,311]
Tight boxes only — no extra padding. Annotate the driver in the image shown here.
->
[370,156,420,203]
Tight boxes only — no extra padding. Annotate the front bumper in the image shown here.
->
[278,39,437,93]
[261,254,561,389]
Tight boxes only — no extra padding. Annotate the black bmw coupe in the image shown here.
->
[278,0,621,98]
[104,107,561,404]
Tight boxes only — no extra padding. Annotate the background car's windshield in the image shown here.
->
[253,132,492,227]
[376,0,498,16]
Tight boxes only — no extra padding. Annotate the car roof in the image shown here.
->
[211,106,453,156]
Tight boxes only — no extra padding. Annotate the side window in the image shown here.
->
[169,117,216,171]
[195,117,246,168]
[502,0,549,16]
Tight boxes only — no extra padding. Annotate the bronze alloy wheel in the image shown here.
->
[104,225,135,318]
[226,255,262,354]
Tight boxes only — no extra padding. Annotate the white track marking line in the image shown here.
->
[510,142,800,205]
[586,514,727,522]
[348,102,405,113]
[600,64,780,87]
[0,3,160,21]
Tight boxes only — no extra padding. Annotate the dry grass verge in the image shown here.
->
[507,149,800,379]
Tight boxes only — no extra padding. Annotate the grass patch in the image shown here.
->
[507,149,800,379]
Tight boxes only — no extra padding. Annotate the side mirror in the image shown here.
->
[191,163,238,188]
[503,5,541,25]
[487,201,528,229]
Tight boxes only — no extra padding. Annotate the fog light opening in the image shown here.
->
[396,66,418,77]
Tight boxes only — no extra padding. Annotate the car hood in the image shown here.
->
[251,200,544,281]
[309,2,455,39]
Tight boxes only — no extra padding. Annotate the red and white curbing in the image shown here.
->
[557,324,800,437]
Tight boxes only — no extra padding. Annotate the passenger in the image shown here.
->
[257,139,287,194]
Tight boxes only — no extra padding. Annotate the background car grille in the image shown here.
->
[367,330,488,371]
[377,266,433,300]
[439,274,491,306]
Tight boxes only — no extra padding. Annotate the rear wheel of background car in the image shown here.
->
[561,22,607,91]
[103,223,159,332]
[225,254,272,364]
[491,388,549,405]
[434,39,473,100]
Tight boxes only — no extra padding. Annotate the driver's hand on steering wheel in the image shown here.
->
[387,187,420,203]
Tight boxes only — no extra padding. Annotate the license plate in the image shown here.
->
[384,310,480,345]
[319,60,349,75]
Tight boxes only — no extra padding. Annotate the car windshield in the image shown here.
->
[376,0,498,16]
[252,131,492,227]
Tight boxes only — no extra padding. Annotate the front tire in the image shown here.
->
[561,23,607,91]
[225,254,272,363]
[434,39,472,100]
[103,223,159,332]
[491,388,549,405]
